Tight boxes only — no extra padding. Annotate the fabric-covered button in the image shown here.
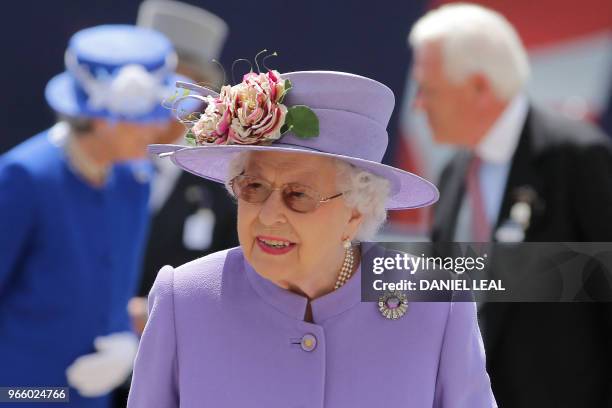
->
[300,334,317,352]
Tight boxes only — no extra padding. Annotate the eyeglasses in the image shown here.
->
[229,174,344,213]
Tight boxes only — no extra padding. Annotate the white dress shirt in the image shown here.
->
[148,138,186,213]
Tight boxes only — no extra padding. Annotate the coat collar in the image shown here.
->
[243,250,362,323]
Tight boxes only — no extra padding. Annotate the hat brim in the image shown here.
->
[149,144,439,210]
[45,71,189,122]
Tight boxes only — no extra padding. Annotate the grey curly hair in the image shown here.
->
[225,152,390,240]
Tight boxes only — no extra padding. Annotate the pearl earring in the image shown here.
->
[335,239,354,290]
[343,238,351,249]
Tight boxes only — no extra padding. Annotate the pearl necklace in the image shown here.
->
[334,244,355,290]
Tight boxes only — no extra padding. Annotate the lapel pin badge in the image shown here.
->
[378,291,408,320]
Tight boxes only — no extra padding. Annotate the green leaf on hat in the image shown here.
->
[284,105,319,138]
[278,79,292,104]
[280,123,292,135]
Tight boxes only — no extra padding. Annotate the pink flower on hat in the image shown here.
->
[228,70,288,144]
[191,85,233,145]
[187,69,318,146]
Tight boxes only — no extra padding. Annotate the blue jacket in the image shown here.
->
[0,125,151,407]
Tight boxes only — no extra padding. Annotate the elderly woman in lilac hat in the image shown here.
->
[128,69,497,407]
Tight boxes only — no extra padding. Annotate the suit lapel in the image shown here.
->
[432,150,471,242]
[493,108,543,236]
[482,107,546,350]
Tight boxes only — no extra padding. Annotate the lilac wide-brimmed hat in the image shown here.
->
[149,70,439,210]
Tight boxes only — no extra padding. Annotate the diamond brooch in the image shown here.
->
[378,291,408,320]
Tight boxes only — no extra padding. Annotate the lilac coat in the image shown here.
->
[128,247,496,407]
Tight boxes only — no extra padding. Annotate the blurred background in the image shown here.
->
[1,1,611,406]
[1,0,611,236]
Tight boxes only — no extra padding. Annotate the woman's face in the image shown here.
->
[237,151,362,293]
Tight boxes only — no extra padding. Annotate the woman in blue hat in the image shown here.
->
[0,25,184,407]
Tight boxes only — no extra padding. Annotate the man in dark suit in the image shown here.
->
[409,4,612,407]
[140,156,238,295]
[125,1,238,331]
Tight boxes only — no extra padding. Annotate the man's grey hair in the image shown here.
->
[408,3,530,100]
[225,152,390,240]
